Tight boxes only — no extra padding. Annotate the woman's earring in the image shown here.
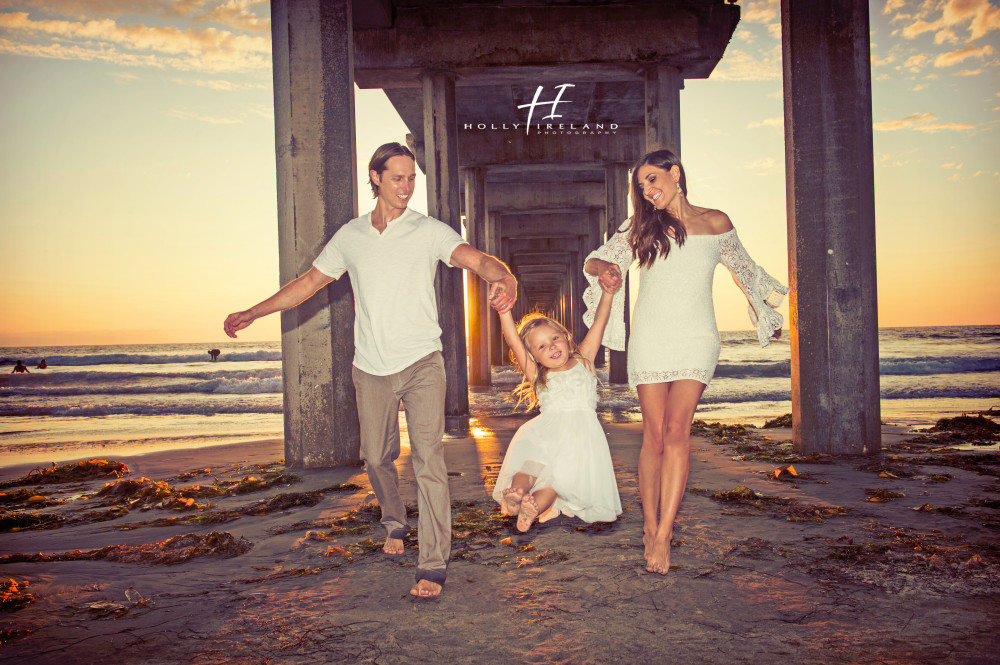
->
[676,182,683,195]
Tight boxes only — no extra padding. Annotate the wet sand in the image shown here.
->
[1,416,998,664]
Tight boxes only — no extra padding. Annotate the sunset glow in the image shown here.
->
[1,0,998,347]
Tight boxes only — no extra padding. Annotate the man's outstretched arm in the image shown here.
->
[224,266,335,338]
[449,244,517,314]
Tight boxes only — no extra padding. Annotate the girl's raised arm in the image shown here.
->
[499,310,535,379]
[577,287,616,363]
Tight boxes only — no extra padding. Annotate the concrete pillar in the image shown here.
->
[464,167,490,386]
[271,0,360,467]
[644,64,682,155]
[605,162,630,383]
[781,0,880,455]
[423,70,470,427]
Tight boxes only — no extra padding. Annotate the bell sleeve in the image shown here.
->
[718,228,788,348]
[582,220,635,351]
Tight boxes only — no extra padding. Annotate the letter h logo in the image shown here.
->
[517,84,575,135]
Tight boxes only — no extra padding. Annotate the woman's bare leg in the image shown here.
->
[646,379,705,574]
[637,383,669,559]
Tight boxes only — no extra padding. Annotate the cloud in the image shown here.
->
[940,162,963,169]
[167,108,243,124]
[112,70,138,82]
[0,0,271,32]
[0,11,271,73]
[877,153,908,167]
[934,43,994,67]
[883,0,907,14]
[871,50,896,67]
[955,68,982,75]
[712,46,782,81]
[744,157,780,173]
[172,77,267,91]
[203,0,269,33]
[874,111,975,133]
[741,0,779,24]
[747,116,783,129]
[902,53,929,71]
[893,0,1000,43]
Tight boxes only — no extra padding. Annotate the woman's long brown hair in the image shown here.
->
[627,149,688,269]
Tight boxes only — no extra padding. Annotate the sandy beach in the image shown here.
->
[1,414,998,665]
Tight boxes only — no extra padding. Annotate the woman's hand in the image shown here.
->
[598,263,622,294]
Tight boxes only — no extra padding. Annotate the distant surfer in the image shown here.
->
[208,349,221,362]
[36,359,47,369]
[11,360,29,374]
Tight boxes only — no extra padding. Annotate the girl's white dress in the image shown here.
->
[583,223,787,387]
[492,361,622,523]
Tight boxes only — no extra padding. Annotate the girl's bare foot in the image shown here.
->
[538,505,560,523]
[516,494,540,532]
[502,487,524,516]
[645,534,672,574]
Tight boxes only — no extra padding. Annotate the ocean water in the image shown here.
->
[1,326,998,465]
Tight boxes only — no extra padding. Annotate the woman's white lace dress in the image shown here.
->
[583,221,787,387]
[492,361,622,523]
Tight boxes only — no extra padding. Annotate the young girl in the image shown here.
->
[491,279,623,532]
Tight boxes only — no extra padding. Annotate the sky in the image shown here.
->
[0,0,998,347]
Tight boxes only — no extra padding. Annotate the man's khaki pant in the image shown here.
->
[352,351,450,586]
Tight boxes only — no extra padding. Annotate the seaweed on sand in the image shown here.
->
[0,531,252,565]
[691,485,848,523]
[0,511,64,532]
[692,420,830,465]
[0,489,64,507]
[230,473,301,495]
[0,578,34,611]
[0,459,129,489]
[762,413,793,428]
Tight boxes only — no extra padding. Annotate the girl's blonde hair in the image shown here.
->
[511,312,592,410]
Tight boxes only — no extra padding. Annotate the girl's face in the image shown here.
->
[525,323,571,370]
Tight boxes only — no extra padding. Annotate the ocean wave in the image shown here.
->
[0,402,285,417]
[0,350,282,367]
[879,357,1000,375]
[1,376,285,397]
[3,380,996,418]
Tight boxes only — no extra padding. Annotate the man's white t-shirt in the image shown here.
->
[312,208,468,376]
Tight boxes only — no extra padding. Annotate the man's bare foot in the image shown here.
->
[645,536,672,574]
[383,537,404,555]
[502,487,524,516]
[410,579,442,598]
[516,494,539,533]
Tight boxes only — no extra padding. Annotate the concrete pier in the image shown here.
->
[781,0,881,454]
[271,0,360,467]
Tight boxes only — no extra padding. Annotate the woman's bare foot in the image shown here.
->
[382,537,404,555]
[410,579,442,598]
[516,494,539,533]
[642,526,655,560]
[502,487,524,516]
[645,535,672,574]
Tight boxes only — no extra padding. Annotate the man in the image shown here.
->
[224,142,516,598]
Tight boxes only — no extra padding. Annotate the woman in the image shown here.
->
[583,149,787,575]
